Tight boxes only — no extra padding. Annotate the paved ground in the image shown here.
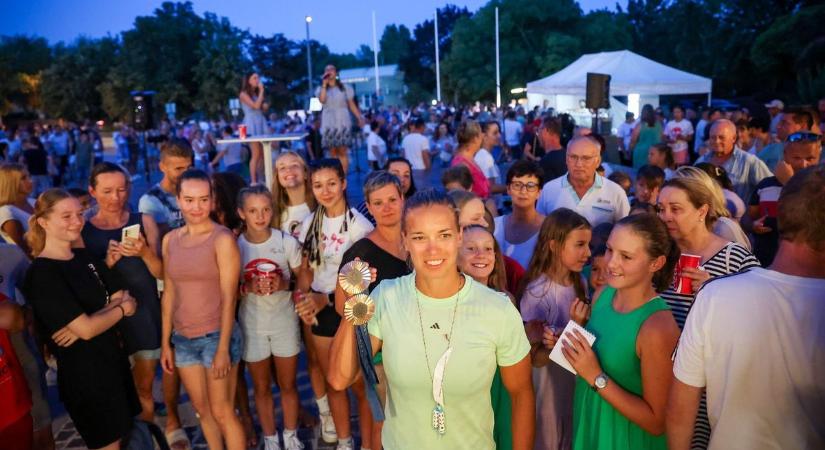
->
[48,143,454,450]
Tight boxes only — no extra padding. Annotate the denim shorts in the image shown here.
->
[171,325,243,368]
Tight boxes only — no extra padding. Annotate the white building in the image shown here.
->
[338,64,406,108]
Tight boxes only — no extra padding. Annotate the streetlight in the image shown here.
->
[305,15,313,107]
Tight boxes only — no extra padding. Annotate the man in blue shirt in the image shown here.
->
[696,119,771,201]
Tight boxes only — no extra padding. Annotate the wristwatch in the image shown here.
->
[592,373,609,391]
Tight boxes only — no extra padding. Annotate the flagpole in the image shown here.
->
[434,10,441,103]
[495,6,501,108]
[372,10,380,100]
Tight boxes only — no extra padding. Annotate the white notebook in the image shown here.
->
[549,320,597,375]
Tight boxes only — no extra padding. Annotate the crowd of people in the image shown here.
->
[0,71,823,450]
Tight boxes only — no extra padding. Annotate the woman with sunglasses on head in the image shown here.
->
[493,161,545,271]
[329,189,535,450]
[333,170,410,450]
[159,169,246,450]
[295,158,373,450]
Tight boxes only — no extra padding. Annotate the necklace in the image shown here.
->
[415,275,463,436]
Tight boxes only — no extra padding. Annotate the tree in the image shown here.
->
[40,37,119,121]
[400,4,471,104]
[100,1,206,120]
[379,25,412,65]
[193,13,248,117]
[0,35,51,114]
[750,4,825,101]
[443,0,582,103]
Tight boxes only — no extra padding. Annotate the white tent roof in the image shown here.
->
[526,50,711,96]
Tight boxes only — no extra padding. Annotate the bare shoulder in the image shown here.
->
[214,226,239,247]
[639,310,680,349]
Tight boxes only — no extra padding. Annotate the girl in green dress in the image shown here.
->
[559,213,681,450]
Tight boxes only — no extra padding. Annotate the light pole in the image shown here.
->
[305,15,313,106]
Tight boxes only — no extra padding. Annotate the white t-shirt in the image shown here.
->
[664,119,694,155]
[474,148,500,183]
[280,203,312,238]
[298,208,373,293]
[493,215,538,270]
[402,133,430,170]
[617,120,637,150]
[0,204,31,245]
[237,230,303,335]
[536,174,630,227]
[502,119,523,147]
[366,131,387,162]
[674,268,825,450]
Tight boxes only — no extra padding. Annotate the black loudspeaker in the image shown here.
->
[132,91,154,131]
[585,73,611,109]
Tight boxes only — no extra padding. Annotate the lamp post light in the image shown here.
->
[305,15,313,107]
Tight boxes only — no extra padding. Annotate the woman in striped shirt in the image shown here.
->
[656,172,759,449]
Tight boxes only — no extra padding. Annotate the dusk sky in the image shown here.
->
[2,0,625,53]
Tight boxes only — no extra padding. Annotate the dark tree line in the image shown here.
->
[1,0,822,122]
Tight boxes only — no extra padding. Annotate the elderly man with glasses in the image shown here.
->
[696,119,773,201]
[536,135,630,227]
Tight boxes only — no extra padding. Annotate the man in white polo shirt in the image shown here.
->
[536,135,629,226]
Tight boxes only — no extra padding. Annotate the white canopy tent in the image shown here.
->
[526,50,712,131]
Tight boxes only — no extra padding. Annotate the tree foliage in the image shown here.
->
[1,0,822,122]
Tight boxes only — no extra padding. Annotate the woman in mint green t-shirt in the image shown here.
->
[559,213,680,450]
[329,189,535,450]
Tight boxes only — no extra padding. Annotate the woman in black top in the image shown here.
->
[332,170,410,450]
[81,162,163,424]
[22,189,140,450]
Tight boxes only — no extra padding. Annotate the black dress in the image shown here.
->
[22,249,140,449]
[81,213,162,354]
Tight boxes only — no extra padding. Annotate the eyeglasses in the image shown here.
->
[509,181,540,192]
[785,132,822,143]
[567,154,598,164]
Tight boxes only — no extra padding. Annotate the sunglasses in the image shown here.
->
[785,132,822,143]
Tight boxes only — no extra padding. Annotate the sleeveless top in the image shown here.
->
[241,95,267,136]
[166,225,225,338]
[81,213,161,353]
[633,122,663,170]
[572,286,670,450]
[451,153,491,199]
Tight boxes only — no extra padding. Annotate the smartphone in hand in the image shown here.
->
[121,224,140,242]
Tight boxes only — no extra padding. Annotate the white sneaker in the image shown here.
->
[283,432,304,450]
[264,435,282,450]
[335,440,353,450]
[320,412,337,444]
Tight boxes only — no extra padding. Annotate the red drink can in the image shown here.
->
[238,124,247,140]
[674,253,702,294]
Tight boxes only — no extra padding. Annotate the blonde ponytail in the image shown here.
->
[26,189,72,257]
